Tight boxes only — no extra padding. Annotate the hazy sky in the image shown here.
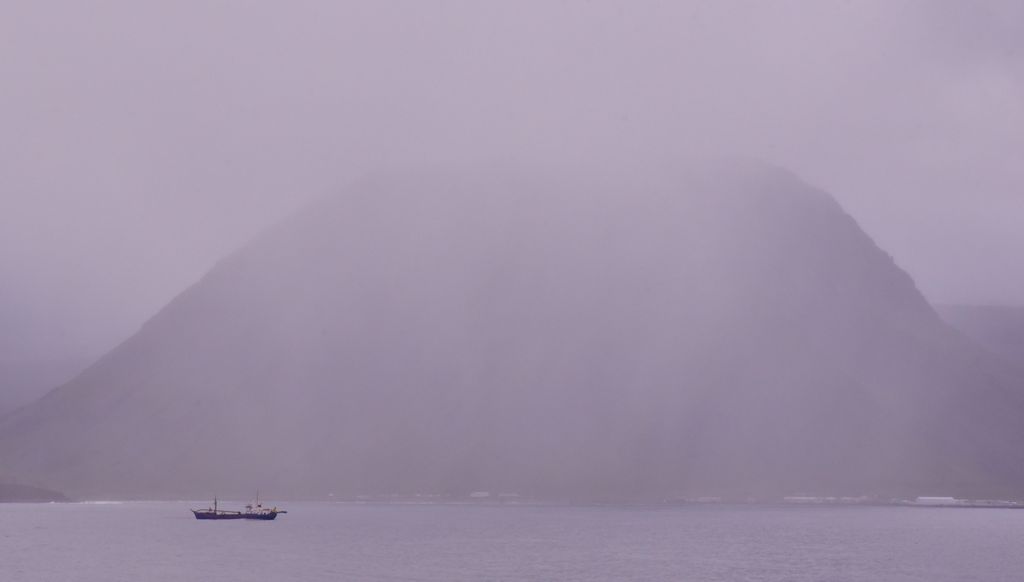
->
[1,0,1021,361]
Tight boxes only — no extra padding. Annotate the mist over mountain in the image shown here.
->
[2,162,1022,500]
[0,359,89,417]
[938,305,1024,368]
[0,307,94,415]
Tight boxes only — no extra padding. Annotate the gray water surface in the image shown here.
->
[4,502,1023,581]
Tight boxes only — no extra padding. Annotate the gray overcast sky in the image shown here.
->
[1,0,1022,361]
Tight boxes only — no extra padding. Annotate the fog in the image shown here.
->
[7,161,1023,500]
[1,2,1024,500]
[1,1,1022,366]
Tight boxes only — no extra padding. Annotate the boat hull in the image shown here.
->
[192,510,245,520]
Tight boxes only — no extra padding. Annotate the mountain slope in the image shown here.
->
[938,305,1024,367]
[0,358,90,416]
[3,162,1023,500]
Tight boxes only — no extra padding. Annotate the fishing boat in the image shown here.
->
[191,497,244,520]
[242,491,288,520]
[191,492,287,520]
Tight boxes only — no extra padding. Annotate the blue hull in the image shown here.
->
[193,510,244,520]
[244,512,278,520]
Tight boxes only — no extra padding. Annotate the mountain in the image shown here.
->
[0,358,91,416]
[2,162,1023,500]
[938,305,1024,367]
[0,305,93,416]
[0,482,68,503]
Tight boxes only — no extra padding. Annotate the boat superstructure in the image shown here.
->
[242,490,288,520]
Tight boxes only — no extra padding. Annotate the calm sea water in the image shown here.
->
[4,501,1024,581]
